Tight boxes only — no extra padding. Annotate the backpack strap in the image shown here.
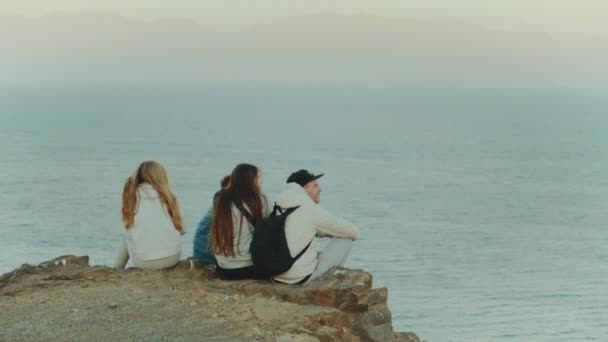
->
[273,203,282,215]
[275,203,300,216]
[275,204,308,261]
[293,240,312,261]
[234,201,256,225]
[283,205,300,215]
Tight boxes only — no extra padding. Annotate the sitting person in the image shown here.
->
[192,175,230,265]
[273,169,358,285]
[115,160,185,270]
[211,163,270,280]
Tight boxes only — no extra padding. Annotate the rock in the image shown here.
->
[310,267,373,289]
[39,255,90,268]
[0,263,36,290]
[236,307,253,320]
[170,258,217,280]
[276,333,320,342]
[171,257,202,271]
[394,332,422,342]
[279,323,301,333]
[0,256,422,342]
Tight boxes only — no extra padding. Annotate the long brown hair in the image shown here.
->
[121,160,184,232]
[211,163,266,257]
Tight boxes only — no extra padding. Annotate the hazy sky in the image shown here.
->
[2,0,608,38]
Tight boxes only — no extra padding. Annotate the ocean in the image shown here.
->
[1,84,607,341]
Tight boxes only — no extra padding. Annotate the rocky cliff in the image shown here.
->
[0,255,421,342]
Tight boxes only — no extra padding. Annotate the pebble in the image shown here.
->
[236,307,253,320]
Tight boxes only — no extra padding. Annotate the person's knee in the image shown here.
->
[333,237,353,249]
[332,238,353,266]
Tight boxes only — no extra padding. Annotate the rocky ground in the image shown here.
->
[0,255,421,342]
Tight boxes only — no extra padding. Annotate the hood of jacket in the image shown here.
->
[276,183,314,209]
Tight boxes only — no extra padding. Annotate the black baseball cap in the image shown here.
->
[286,169,324,187]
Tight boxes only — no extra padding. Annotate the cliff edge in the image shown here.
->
[0,255,421,342]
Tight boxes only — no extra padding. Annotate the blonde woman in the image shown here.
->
[115,161,184,270]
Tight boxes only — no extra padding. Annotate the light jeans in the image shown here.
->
[304,237,353,284]
[114,239,181,270]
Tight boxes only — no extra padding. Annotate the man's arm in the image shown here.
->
[313,205,358,240]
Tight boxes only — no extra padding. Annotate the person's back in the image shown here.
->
[214,202,265,269]
[193,176,230,265]
[115,161,184,270]
[273,170,358,285]
[192,208,215,265]
[126,184,182,261]
[211,163,270,280]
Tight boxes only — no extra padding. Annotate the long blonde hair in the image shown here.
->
[121,160,184,232]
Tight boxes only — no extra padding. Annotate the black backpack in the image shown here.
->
[247,203,311,277]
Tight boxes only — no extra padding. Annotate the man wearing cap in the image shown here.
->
[273,169,359,285]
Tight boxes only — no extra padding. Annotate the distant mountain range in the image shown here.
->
[1,12,607,85]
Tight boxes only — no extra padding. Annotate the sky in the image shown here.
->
[1,1,607,86]
[2,0,608,38]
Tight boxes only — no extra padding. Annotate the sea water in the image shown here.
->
[1,84,607,341]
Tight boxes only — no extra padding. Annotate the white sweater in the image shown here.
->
[273,183,358,284]
[215,195,270,269]
[123,184,182,261]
